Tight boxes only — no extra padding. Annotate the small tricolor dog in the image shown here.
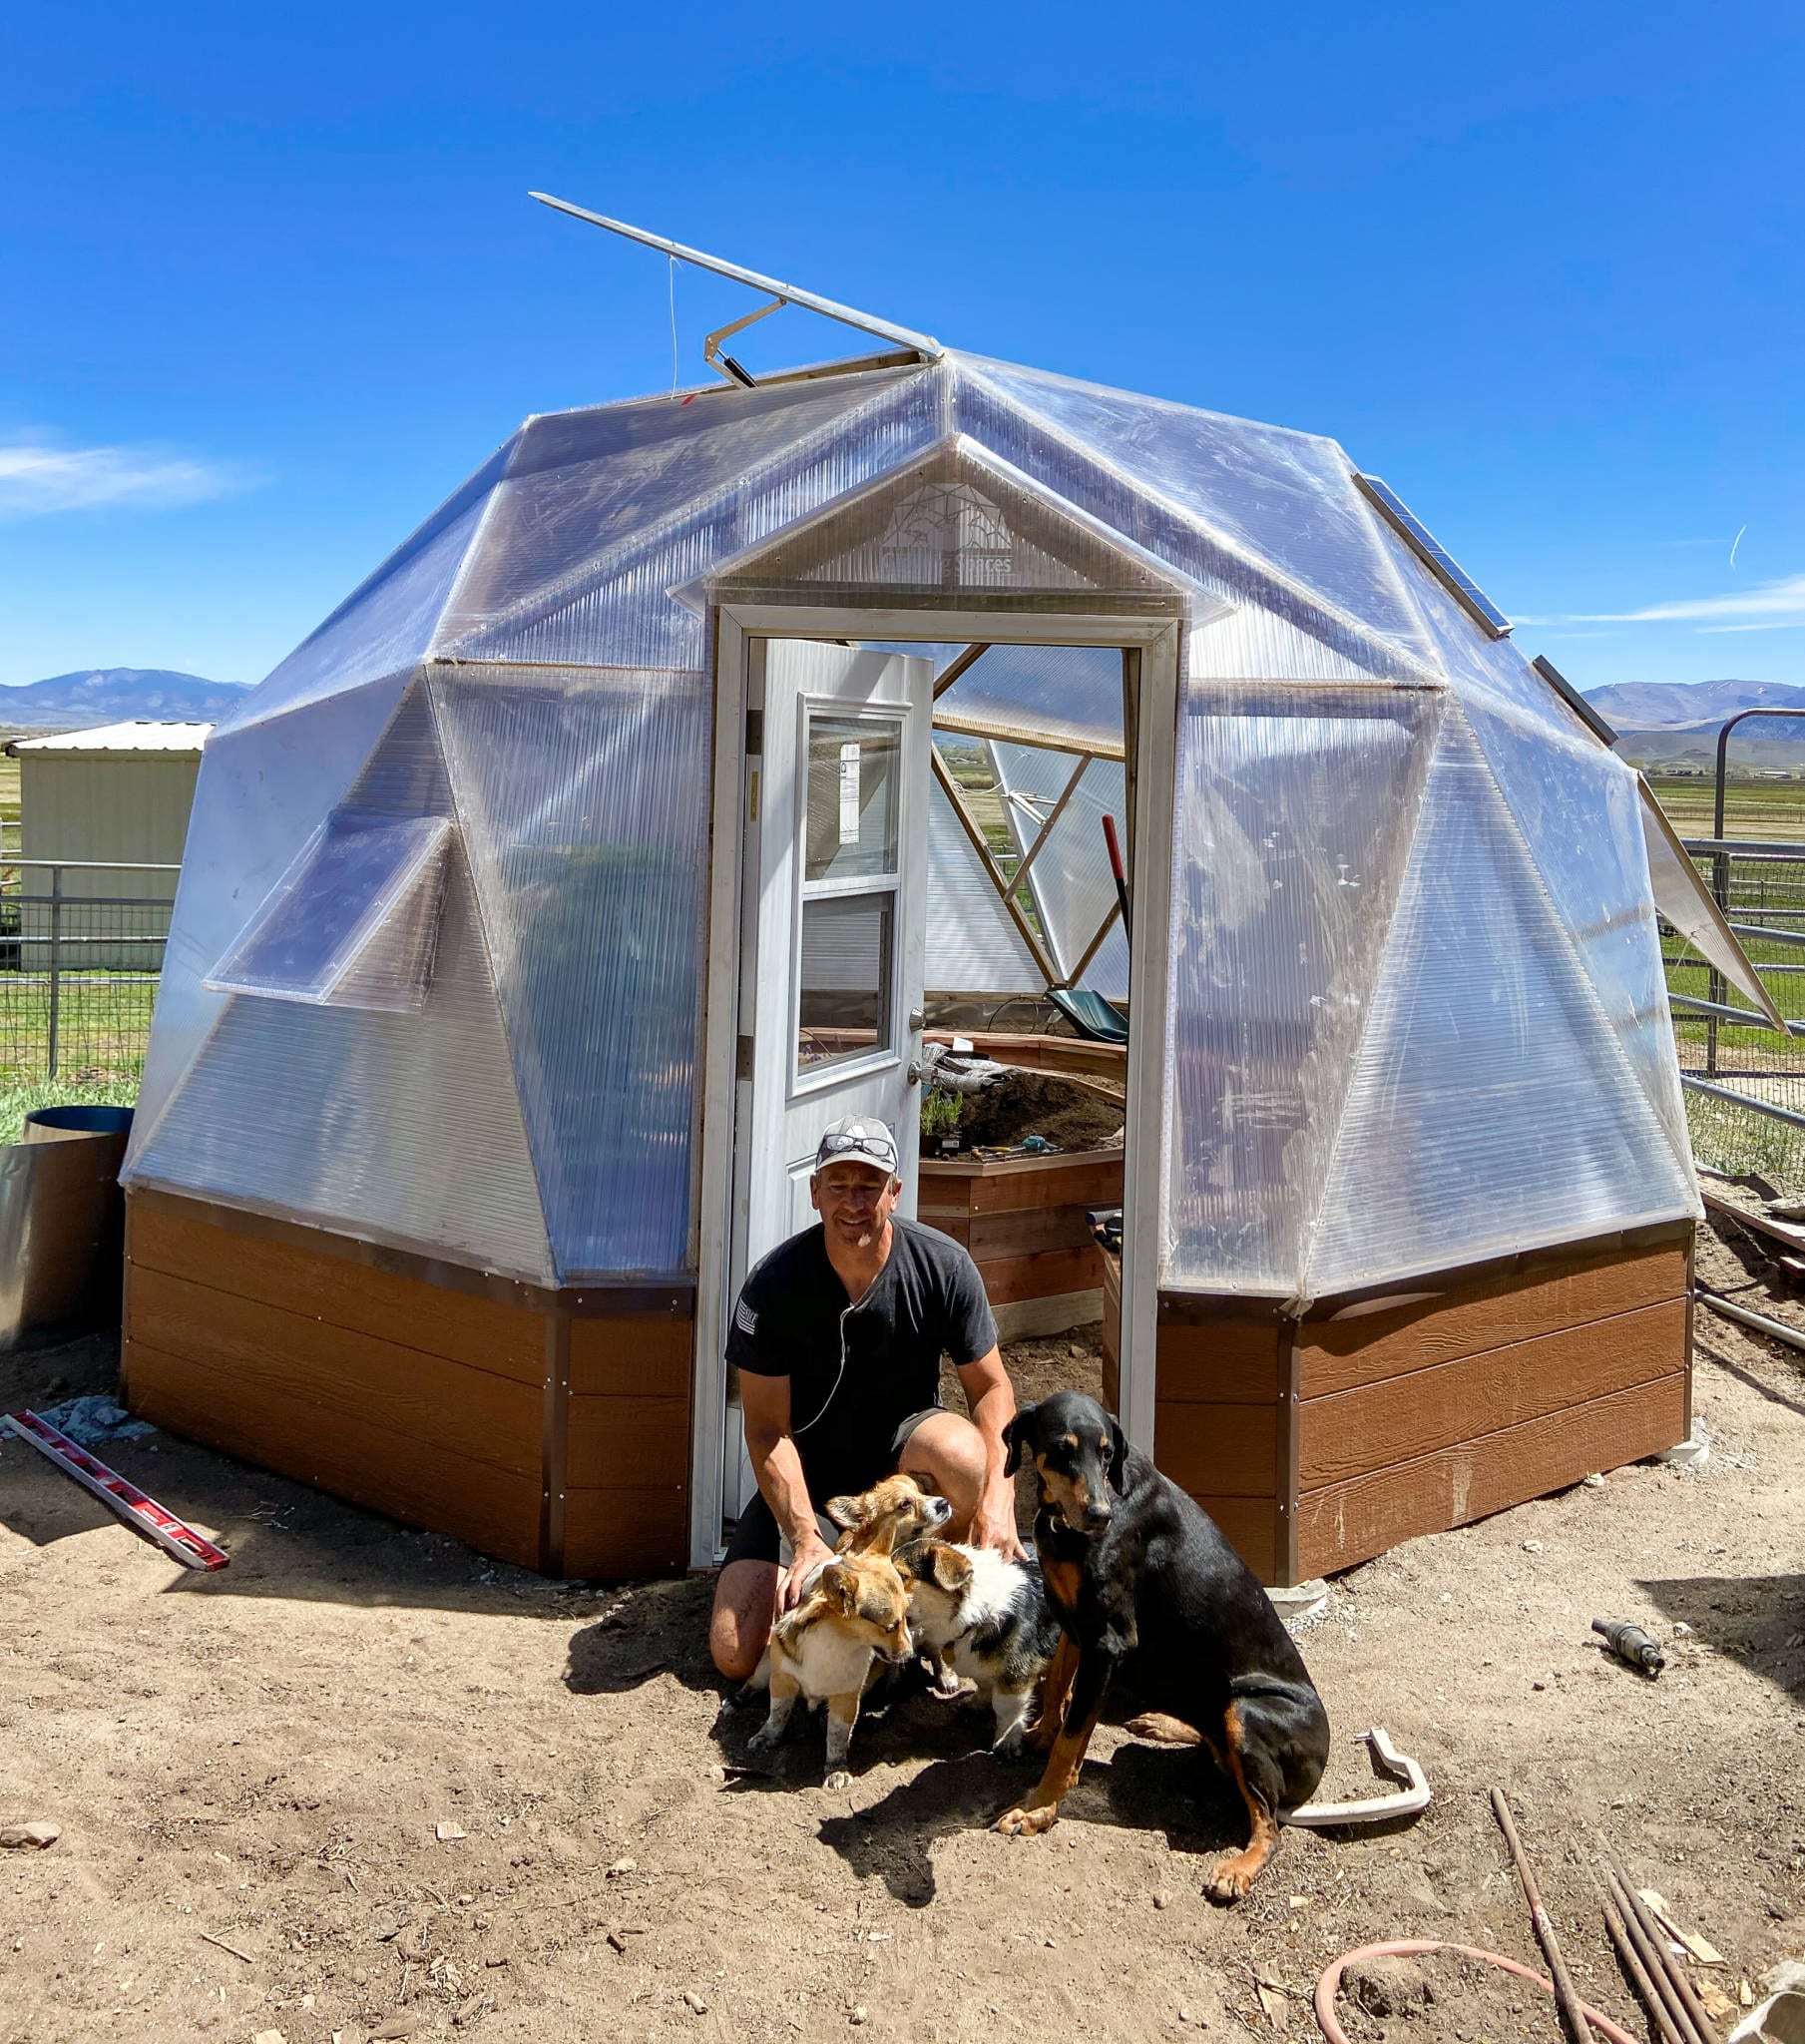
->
[743,1475,952,1787]
[897,1538,1062,1753]
[996,1390,1331,1901]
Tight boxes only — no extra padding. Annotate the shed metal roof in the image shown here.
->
[6,720,212,757]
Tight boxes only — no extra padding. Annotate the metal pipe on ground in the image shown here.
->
[1491,1789,1592,2044]
[1601,1865,1716,2044]
[1695,1283,1805,1355]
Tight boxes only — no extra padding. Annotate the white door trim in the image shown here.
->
[688,604,1181,1567]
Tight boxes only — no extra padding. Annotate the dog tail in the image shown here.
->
[1124,1711,1203,1746]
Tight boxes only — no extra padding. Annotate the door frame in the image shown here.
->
[688,603,1182,1567]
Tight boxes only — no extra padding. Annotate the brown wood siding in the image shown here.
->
[1299,1240,1688,1397]
[124,1192,697,1580]
[1296,1373,1685,1575]
[1298,1299,1687,1491]
[1294,1234,1691,1577]
[1153,1307,1282,1579]
[564,1316,691,1579]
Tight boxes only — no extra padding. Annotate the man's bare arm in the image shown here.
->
[741,1370,834,1610]
[955,1347,1026,1561]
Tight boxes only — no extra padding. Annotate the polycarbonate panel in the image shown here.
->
[926,771,1042,994]
[130,845,554,1283]
[1161,690,1440,1293]
[712,440,1176,611]
[432,666,708,1278]
[991,745,1129,998]
[1464,695,1691,1167]
[937,643,1126,751]
[1305,718,1698,1300]
[125,671,415,1171]
[1636,780,1783,1024]
[206,814,450,1010]
[954,356,1433,670]
[129,681,553,1281]
[441,370,948,670]
[1365,515,1580,737]
[1185,603,1388,684]
[217,468,500,736]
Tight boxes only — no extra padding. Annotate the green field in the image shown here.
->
[1644,770,1805,842]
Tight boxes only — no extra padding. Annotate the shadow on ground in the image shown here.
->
[1637,1572,1805,1699]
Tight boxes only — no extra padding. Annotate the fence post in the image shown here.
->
[47,862,62,1081]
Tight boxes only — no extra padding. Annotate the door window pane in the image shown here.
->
[797,891,895,1073]
[805,717,900,881]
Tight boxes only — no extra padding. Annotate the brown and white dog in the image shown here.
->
[825,1472,953,1557]
[745,1550,915,1788]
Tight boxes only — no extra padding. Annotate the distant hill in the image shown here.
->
[1581,679,1805,772]
[0,668,247,731]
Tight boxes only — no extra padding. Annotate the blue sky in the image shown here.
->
[4,3,1803,693]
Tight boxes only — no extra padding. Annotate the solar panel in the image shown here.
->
[1355,474,1513,639]
[1530,655,1617,746]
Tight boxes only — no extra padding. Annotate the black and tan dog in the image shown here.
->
[996,1390,1329,1900]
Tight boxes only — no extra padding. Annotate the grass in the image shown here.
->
[0,973,154,1089]
[1645,770,1805,843]
[0,1073,139,1147]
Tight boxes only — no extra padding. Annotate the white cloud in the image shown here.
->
[0,439,252,515]
[1573,572,1805,626]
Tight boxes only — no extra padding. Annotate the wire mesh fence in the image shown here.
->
[0,856,177,1087]
[1666,835,1805,1185]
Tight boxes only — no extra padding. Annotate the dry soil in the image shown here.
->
[3,1225,1804,2044]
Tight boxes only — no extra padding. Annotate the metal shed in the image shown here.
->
[6,722,209,970]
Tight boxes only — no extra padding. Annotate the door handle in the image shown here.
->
[907,1008,926,1032]
[906,1060,925,1086]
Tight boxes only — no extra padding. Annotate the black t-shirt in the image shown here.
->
[726,1217,998,1504]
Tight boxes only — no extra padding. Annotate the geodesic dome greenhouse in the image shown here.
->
[119,347,1727,1583]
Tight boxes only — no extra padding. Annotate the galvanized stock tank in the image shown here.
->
[0,1105,134,1350]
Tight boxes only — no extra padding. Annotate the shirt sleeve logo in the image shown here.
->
[733,1296,758,1338]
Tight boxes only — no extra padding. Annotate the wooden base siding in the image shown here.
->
[123,1190,693,1580]
[1153,1305,1283,1583]
[919,1150,1123,1338]
[1152,1230,1692,1589]
[1295,1238,1690,1578]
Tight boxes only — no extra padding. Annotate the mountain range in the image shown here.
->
[1581,679,1805,771]
[0,668,248,731]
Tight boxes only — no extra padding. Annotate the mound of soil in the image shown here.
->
[951,1068,1124,1153]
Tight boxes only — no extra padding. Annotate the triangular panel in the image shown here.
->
[432,665,709,1279]
[938,642,1126,753]
[992,745,1130,998]
[1464,695,1691,1168]
[128,684,554,1283]
[956,355,1433,664]
[926,772,1043,996]
[1305,717,1698,1300]
[125,671,417,1168]
[1161,688,1443,1294]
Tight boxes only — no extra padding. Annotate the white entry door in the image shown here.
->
[723,640,932,1515]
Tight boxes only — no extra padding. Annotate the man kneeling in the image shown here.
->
[709,1116,1024,1682]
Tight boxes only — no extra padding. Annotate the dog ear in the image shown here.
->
[1107,1415,1129,1493]
[931,1545,974,1594]
[1003,1404,1037,1477]
[819,1561,857,1613]
[824,1495,862,1531]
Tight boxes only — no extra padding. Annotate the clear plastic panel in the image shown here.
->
[431,666,708,1279]
[955,356,1433,670]
[125,672,416,1171]
[926,770,1042,995]
[1161,689,1441,1294]
[1305,716,1698,1300]
[206,814,450,1010]
[216,472,499,736]
[711,440,1176,612]
[990,745,1130,998]
[441,370,949,671]
[1463,695,1691,1167]
[936,643,1126,751]
[1637,779,1782,1023]
[1185,603,1390,685]
[129,842,554,1284]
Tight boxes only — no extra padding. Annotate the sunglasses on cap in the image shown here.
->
[815,1130,897,1168]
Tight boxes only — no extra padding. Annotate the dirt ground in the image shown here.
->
[945,1070,1124,1155]
[5,1230,1805,2044]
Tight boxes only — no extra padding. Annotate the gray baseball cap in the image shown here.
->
[813,1115,900,1179]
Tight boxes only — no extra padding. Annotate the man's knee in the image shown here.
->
[710,1563,776,1683]
[901,1411,988,1513]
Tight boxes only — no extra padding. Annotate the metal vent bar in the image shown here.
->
[1355,473,1513,639]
